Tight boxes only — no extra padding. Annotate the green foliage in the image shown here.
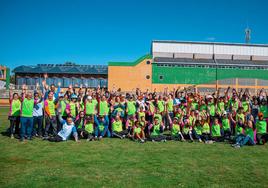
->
[0,107,268,188]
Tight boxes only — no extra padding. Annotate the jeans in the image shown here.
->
[236,134,255,146]
[20,117,33,140]
[44,115,57,137]
[112,130,128,138]
[9,116,20,135]
[192,129,201,140]
[33,116,43,136]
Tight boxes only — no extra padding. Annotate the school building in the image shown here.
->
[108,40,268,92]
[13,62,108,89]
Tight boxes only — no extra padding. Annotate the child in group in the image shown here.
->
[82,115,95,141]
[8,90,21,139]
[221,111,231,140]
[132,121,145,143]
[75,111,86,139]
[232,120,255,148]
[201,119,211,143]
[112,115,128,139]
[256,112,268,144]
[192,120,203,142]
[182,118,194,142]
[168,117,185,141]
[95,115,111,140]
[148,116,166,142]
[125,115,136,136]
[211,118,224,142]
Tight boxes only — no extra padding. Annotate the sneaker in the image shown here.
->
[10,134,14,139]
[122,135,126,139]
[140,139,145,143]
[198,138,202,143]
[152,139,155,142]
[234,145,241,148]
[98,136,103,141]
[43,136,49,140]
[86,138,90,142]
[181,138,186,142]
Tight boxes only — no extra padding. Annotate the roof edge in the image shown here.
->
[152,40,268,47]
[108,54,152,66]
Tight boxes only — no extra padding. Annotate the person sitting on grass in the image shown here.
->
[256,112,268,145]
[211,118,224,142]
[192,119,203,142]
[232,120,255,148]
[221,111,231,140]
[81,116,95,141]
[148,116,166,142]
[112,115,128,139]
[132,121,145,143]
[168,117,185,141]
[182,118,194,142]
[95,115,111,140]
[201,119,212,143]
[75,111,86,139]
[48,116,79,142]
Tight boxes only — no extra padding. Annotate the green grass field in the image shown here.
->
[0,107,268,188]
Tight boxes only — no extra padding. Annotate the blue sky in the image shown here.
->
[0,0,268,70]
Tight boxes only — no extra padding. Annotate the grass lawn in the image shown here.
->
[0,107,268,188]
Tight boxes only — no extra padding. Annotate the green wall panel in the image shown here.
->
[152,64,268,84]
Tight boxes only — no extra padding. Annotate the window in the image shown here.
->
[146,61,151,65]
[159,75,164,80]
[146,75,150,79]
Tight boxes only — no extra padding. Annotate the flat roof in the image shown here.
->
[152,40,268,48]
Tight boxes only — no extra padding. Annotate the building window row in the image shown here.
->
[16,77,107,88]
[156,63,268,70]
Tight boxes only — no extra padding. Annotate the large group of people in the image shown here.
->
[7,79,268,148]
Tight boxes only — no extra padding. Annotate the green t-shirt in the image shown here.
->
[208,102,215,116]
[77,120,84,129]
[222,118,230,131]
[157,100,165,113]
[217,102,225,113]
[127,101,136,115]
[99,101,109,116]
[167,99,173,112]
[260,105,268,118]
[191,101,199,110]
[70,102,76,117]
[154,113,162,123]
[171,124,181,136]
[112,120,123,132]
[211,124,221,137]
[138,112,145,120]
[11,99,21,116]
[47,100,56,116]
[99,123,105,132]
[85,123,94,133]
[256,120,267,134]
[134,127,141,134]
[242,101,249,112]
[86,101,96,115]
[245,127,254,140]
[21,98,34,117]
[194,124,202,135]
[60,100,67,116]
[151,124,161,136]
[202,123,210,134]
[235,124,244,135]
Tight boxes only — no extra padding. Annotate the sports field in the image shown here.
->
[0,107,268,188]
